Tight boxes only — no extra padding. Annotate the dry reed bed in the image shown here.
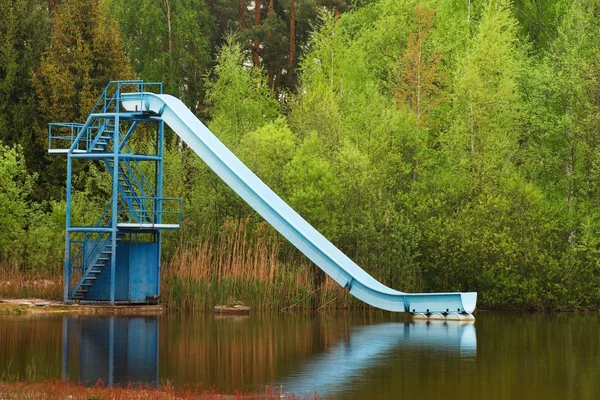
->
[0,262,62,300]
[0,218,361,312]
[162,217,358,312]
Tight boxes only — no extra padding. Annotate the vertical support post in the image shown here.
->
[64,155,73,303]
[156,120,164,223]
[108,317,114,386]
[154,318,160,387]
[110,115,120,304]
[61,316,69,380]
[156,120,164,298]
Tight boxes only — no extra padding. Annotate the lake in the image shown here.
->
[0,311,598,399]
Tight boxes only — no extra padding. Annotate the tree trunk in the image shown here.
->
[48,0,58,14]
[252,0,261,66]
[268,0,274,15]
[163,0,173,55]
[334,4,341,20]
[288,0,296,86]
[239,0,248,28]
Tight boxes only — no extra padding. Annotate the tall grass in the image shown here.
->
[0,217,362,311]
[0,261,62,300]
[161,217,361,312]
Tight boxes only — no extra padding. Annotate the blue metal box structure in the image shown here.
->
[49,81,181,304]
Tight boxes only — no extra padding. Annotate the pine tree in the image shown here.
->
[446,0,524,187]
[0,0,50,150]
[32,0,133,200]
[34,0,132,127]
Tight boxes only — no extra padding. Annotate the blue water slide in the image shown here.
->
[121,93,477,315]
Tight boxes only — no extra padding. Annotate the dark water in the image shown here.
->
[0,311,599,399]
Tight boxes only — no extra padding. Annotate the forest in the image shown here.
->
[1,0,600,310]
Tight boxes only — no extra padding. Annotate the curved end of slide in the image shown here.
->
[460,292,477,314]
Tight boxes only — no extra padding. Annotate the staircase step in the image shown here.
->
[84,277,97,280]
[76,289,88,293]
[89,269,101,273]
[82,283,93,286]
[98,257,109,261]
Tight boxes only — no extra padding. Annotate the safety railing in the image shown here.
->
[49,80,163,154]
[69,201,114,271]
[90,80,163,115]
[48,122,93,153]
[120,196,183,226]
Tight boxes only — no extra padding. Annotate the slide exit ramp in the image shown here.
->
[122,93,476,318]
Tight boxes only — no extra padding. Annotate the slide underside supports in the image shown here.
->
[122,93,477,318]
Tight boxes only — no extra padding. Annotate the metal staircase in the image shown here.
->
[71,232,124,300]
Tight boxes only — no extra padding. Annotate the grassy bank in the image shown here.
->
[0,379,326,399]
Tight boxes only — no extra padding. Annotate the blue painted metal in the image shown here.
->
[121,91,477,315]
[280,321,476,396]
[63,316,159,386]
[49,81,181,304]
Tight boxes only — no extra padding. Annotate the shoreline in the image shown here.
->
[0,298,163,316]
[0,379,310,400]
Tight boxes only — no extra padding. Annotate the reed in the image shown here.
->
[0,261,62,300]
[0,217,364,311]
[161,217,361,312]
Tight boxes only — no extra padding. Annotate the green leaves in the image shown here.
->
[205,37,279,149]
[0,144,34,259]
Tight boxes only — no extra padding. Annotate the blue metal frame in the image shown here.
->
[50,81,180,304]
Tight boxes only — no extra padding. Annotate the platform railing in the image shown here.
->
[48,122,95,153]
[49,80,163,154]
[120,196,182,226]
[91,80,163,115]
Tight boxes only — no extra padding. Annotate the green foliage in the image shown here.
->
[446,0,524,186]
[205,36,279,148]
[239,118,296,192]
[0,0,49,147]
[110,0,214,112]
[0,144,34,259]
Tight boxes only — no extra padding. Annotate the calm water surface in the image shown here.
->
[0,311,598,399]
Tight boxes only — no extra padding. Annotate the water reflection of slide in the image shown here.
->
[61,316,159,386]
[278,321,476,397]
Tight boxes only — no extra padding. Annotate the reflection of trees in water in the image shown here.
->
[2,312,599,400]
[0,316,63,379]
[158,313,356,388]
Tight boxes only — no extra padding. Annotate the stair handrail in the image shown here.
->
[71,233,113,296]
[69,201,113,270]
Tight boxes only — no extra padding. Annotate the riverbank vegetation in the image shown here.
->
[2,0,600,310]
[0,379,324,399]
